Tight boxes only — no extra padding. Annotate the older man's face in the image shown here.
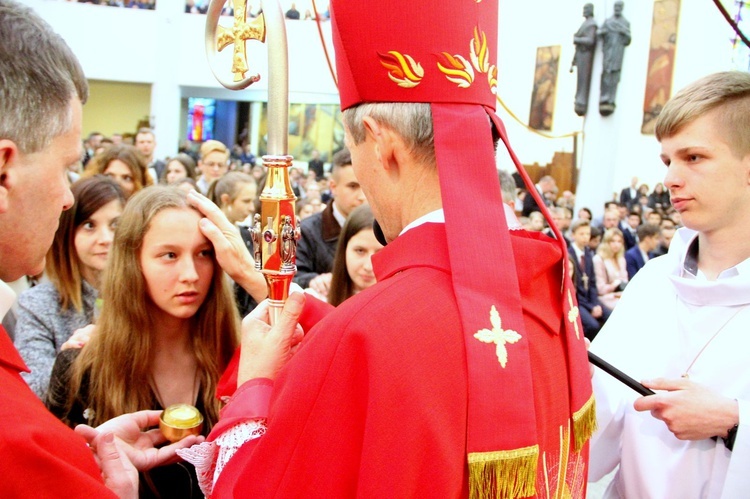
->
[0,98,80,281]
[603,211,619,229]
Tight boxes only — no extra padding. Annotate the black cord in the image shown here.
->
[712,0,750,49]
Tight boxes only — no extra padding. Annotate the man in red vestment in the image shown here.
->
[186,0,594,497]
[0,2,198,496]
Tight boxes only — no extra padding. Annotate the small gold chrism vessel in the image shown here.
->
[159,404,204,442]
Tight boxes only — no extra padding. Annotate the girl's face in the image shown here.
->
[166,161,189,184]
[74,199,122,285]
[609,235,624,255]
[140,208,214,323]
[578,209,591,221]
[345,228,383,294]
[226,182,256,224]
[104,160,136,198]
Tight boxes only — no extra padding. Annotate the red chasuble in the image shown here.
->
[212,223,588,497]
[0,328,114,497]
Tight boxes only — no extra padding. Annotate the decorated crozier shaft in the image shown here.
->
[251,155,300,324]
[205,0,298,324]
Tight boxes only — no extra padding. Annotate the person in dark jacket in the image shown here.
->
[293,148,366,296]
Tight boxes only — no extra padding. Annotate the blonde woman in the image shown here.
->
[47,187,240,498]
[593,227,628,309]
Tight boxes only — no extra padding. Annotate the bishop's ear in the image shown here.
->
[362,116,397,172]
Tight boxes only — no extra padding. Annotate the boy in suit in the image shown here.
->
[569,220,611,339]
[625,223,661,279]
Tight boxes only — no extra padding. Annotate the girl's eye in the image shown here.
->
[81,221,94,230]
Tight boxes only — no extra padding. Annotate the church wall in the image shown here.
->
[496,0,738,215]
[84,80,152,137]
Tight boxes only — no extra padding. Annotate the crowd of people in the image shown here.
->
[67,0,156,9]
[3,0,750,497]
[184,0,330,20]
[60,0,333,19]
[512,173,681,340]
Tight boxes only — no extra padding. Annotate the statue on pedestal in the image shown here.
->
[598,1,631,116]
[571,3,597,116]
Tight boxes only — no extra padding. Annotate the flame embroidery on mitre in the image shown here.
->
[473,306,521,368]
[437,52,475,89]
[487,64,498,95]
[436,26,496,94]
[470,26,490,74]
[378,51,424,88]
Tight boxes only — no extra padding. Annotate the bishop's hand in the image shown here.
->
[239,293,306,386]
[187,190,267,302]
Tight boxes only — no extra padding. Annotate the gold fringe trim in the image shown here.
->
[572,394,597,452]
[468,445,539,499]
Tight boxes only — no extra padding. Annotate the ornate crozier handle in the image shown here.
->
[205,0,298,324]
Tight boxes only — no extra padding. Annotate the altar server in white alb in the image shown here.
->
[589,71,750,498]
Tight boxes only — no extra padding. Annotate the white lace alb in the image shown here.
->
[177,418,267,496]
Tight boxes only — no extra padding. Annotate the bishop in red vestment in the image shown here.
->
[190,0,595,497]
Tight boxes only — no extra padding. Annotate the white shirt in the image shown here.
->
[331,202,346,229]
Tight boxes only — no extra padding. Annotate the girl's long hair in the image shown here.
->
[328,204,375,307]
[46,175,125,312]
[66,186,240,428]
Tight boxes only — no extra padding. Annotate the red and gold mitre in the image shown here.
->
[332,1,594,497]
[334,4,498,110]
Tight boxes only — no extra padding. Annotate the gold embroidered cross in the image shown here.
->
[474,306,521,368]
[217,0,266,82]
[567,290,580,339]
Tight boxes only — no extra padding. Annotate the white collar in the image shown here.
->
[667,228,750,306]
[399,205,521,236]
[400,209,445,236]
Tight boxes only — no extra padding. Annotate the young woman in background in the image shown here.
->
[15,176,125,398]
[326,204,383,307]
